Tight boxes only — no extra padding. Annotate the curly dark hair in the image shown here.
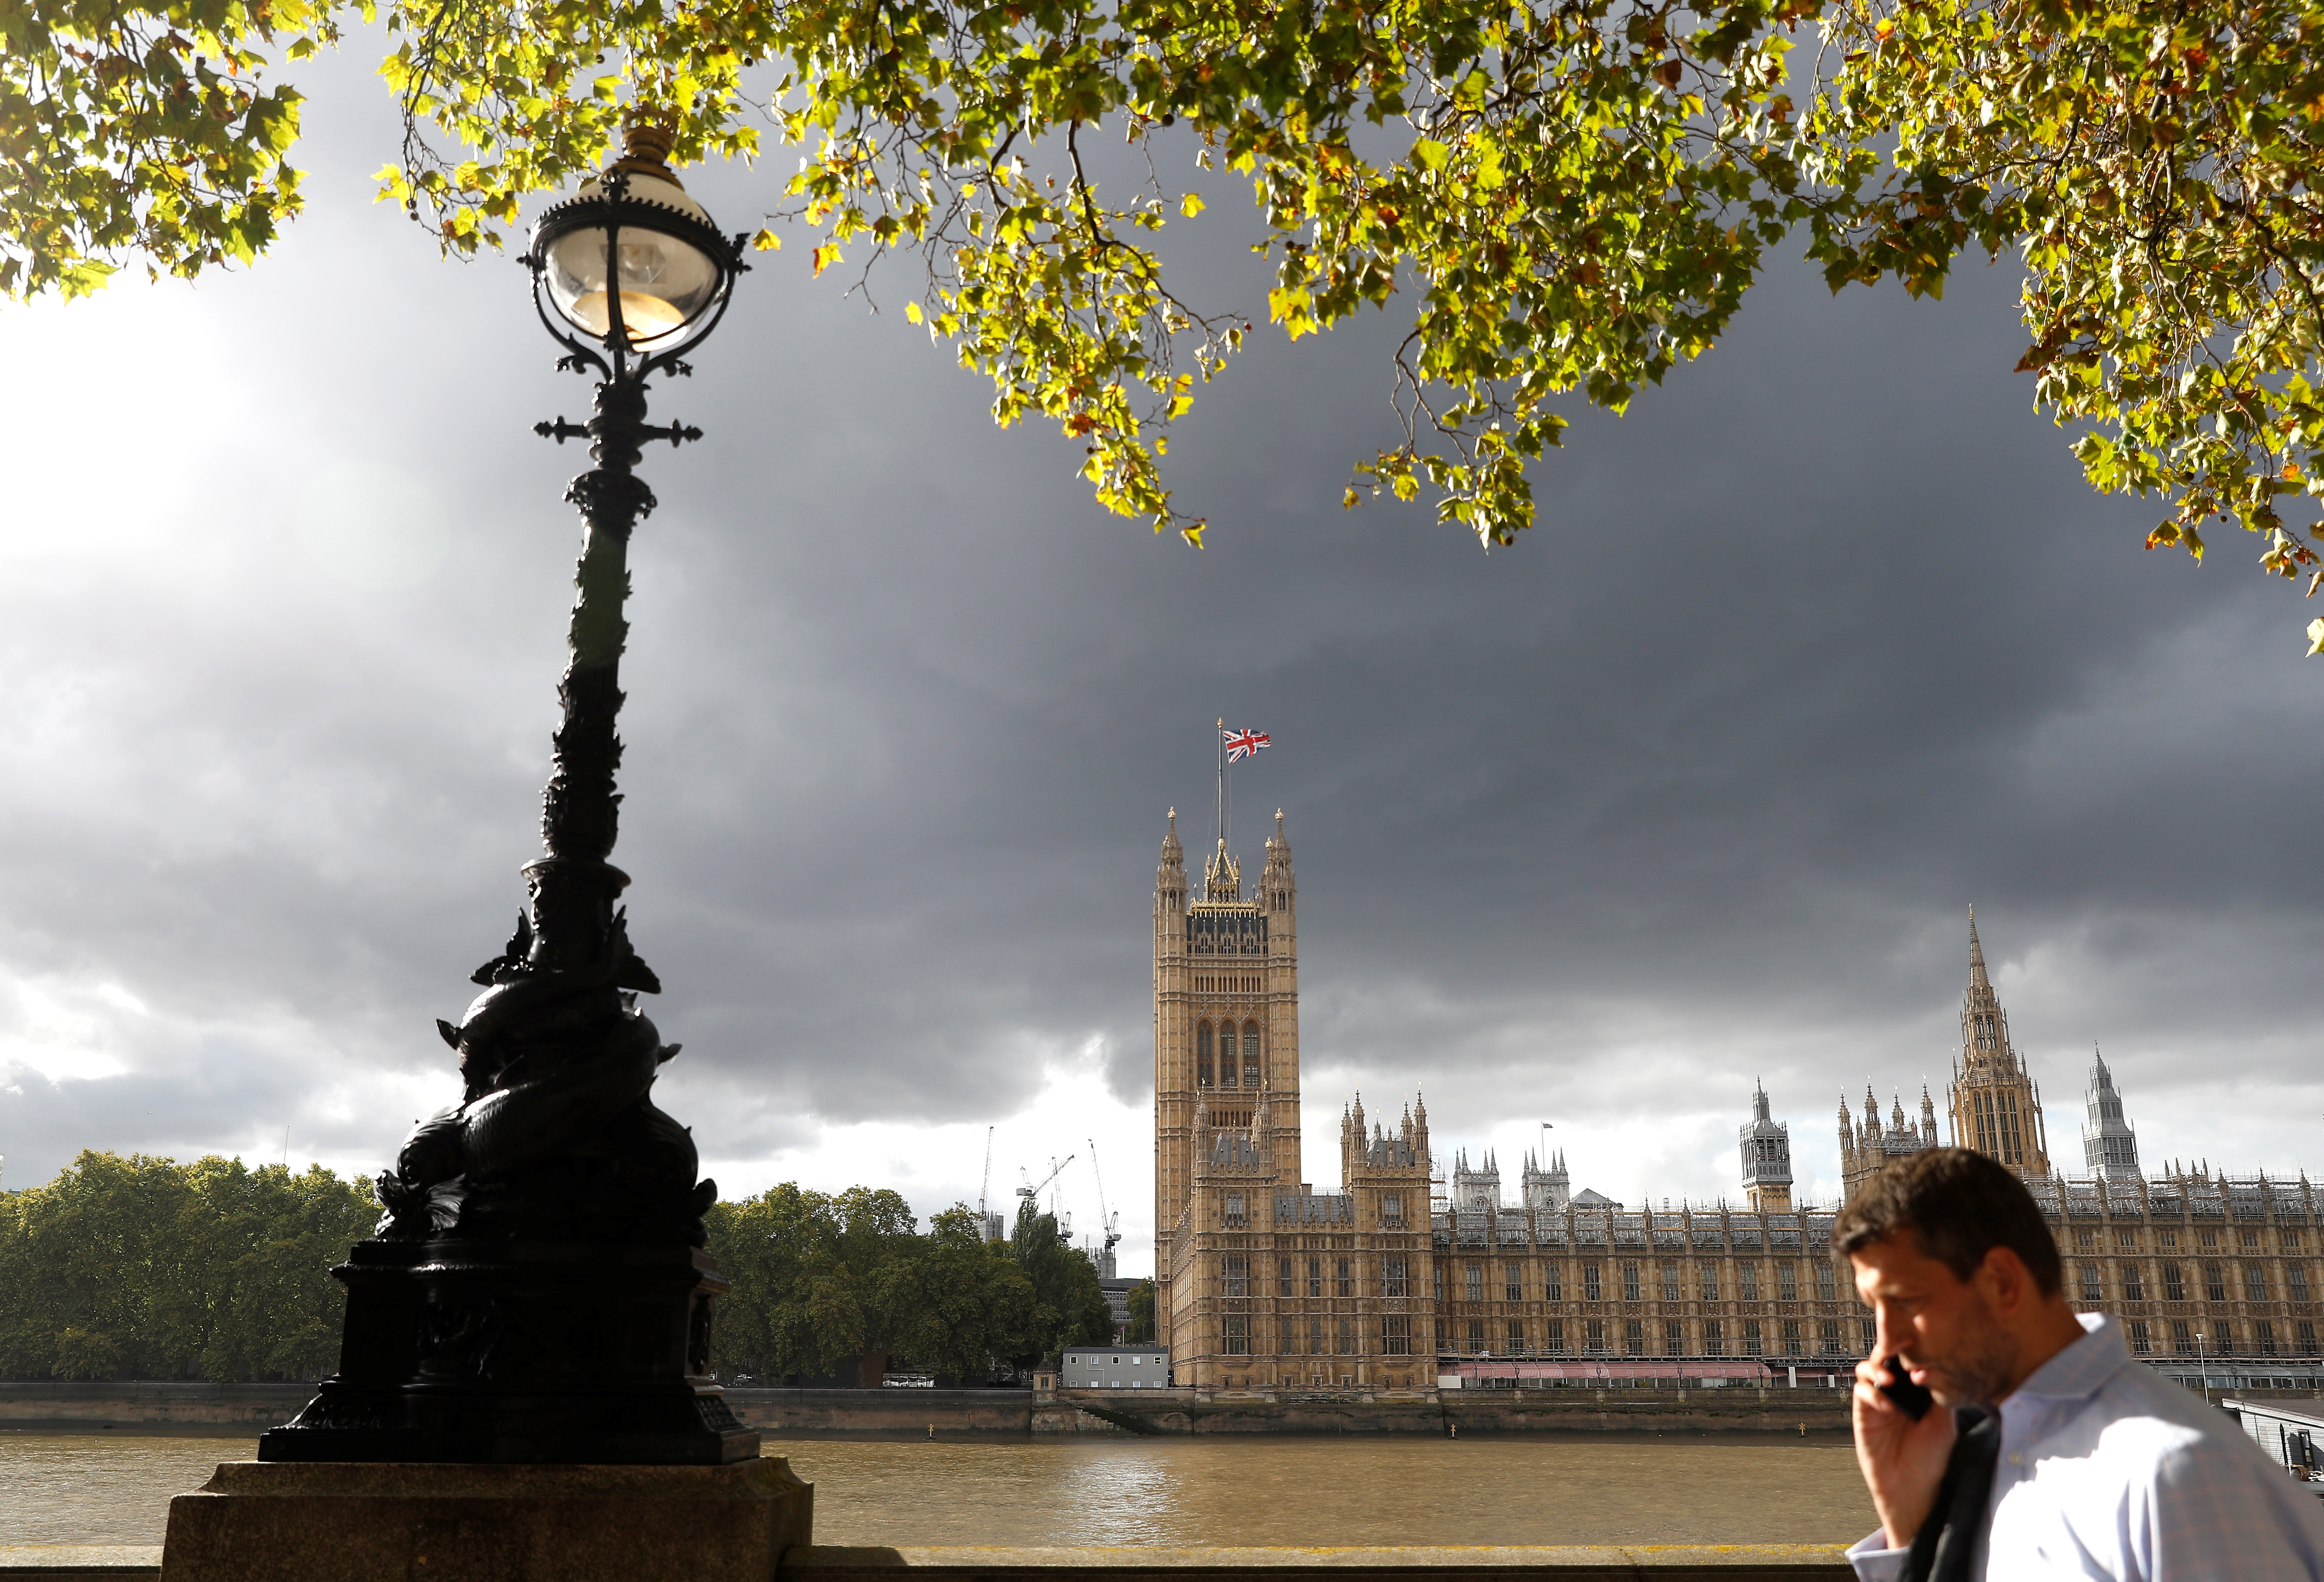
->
[1834,1148,2062,1297]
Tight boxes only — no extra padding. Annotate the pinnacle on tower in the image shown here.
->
[1203,837,1243,901]
[1968,906,1990,991]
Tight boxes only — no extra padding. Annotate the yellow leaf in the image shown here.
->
[905,300,923,324]
[2309,617,2324,656]
[1180,192,1206,217]
[752,228,781,251]
[811,244,838,277]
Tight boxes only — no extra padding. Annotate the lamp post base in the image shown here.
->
[259,1238,758,1466]
[161,1457,810,1582]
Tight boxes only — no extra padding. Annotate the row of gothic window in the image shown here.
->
[2072,1227,2302,1253]
[1220,1191,1404,1228]
[1968,1088,2028,1164]
[1218,1316,1876,1359]
[1213,1316,2324,1361]
[1221,1253,1413,1299]
[2126,1318,2322,1355]
[2073,1259,2311,1304]
[1450,1258,1839,1304]
[1219,1314,1412,1355]
[1197,1020,1262,1087]
[1214,1254,1849,1306]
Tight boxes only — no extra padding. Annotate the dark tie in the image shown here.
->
[1902,1406,2001,1582]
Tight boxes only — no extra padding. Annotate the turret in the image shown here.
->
[1157,808,1186,913]
[1260,809,1295,924]
[1739,1080,1793,1211]
[1452,1146,1502,1210]
[1521,1147,1569,1213]
[2081,1046,2140,1180]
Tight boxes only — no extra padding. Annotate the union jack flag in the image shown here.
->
[1222,727,1271,763]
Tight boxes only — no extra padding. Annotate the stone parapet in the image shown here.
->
[0,1547,163,1579]
[155,1456,811,1582]
[793,1545,1850,1579]
[3,1546,1852,1581]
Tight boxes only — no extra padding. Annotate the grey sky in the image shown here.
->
[0,46,2317,1275]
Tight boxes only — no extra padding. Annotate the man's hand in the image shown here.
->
[1853,1356,1958,1550]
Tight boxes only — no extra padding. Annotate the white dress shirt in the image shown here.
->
[1848,1314,2324,1580]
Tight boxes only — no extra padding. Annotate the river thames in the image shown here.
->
[1,1431,1876,1548]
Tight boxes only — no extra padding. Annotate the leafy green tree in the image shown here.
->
[11,0,2324,640]
[706,1186,1057,1382]
[0,1152,373,1381]
[886,1205,1047,1381]
[702,1182,852,1380]
[1006,1198,1114,1365]
[1125,1278,1156,1344]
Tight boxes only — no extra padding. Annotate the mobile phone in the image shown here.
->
[1879,1356,1934,1421]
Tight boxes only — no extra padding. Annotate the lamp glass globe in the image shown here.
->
[543,170,721,347]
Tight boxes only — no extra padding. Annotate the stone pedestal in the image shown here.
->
[159,1457,811,1582]
[259,1238,758,1466]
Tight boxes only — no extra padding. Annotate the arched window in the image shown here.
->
[1243,1022,1261,1087]
[1196,1022,1213,1087]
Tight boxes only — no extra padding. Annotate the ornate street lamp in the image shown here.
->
[259,122,755,1465]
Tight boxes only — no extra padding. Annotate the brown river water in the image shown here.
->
[0,1431,1875,1549]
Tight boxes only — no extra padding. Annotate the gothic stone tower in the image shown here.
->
[1838,1084,1939,1203]
[2082,1046,2141,1180]
[1154,809,1302,1356]
[1947,909,2051,1178]
[1520,1148,1569,1213]
[1738,1081,1793,1210]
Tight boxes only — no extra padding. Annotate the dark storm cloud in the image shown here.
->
[0,42,2316,1226]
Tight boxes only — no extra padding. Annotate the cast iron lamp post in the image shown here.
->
[260,122,756,1465]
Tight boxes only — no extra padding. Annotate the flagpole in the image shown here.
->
[1215,718,1224,855]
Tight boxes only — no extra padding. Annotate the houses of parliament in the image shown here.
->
[1151,815,2321,1391]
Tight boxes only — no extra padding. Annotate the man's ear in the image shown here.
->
[1979,1244,2032,1315]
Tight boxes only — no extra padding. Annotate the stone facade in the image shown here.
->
[1153,815,1874,1389]
[1849,913,2322,1364]
[1152,822,2321,1390]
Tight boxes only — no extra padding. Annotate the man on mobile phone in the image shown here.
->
[1838,1149,2324,1581]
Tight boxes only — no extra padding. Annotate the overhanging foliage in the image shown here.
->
[7,0,2323,644]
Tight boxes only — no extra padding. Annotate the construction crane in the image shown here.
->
[977,1126,1000,1241]
[1016,1155,1076,1245]
[1087,1138,1122,1273]
[1016,1154,1075,1208]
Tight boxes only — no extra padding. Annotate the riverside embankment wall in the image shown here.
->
[0,1383,1851,1437]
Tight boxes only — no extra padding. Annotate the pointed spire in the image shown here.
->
[1203,837,1242,901]
[1968,906,1990,990]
